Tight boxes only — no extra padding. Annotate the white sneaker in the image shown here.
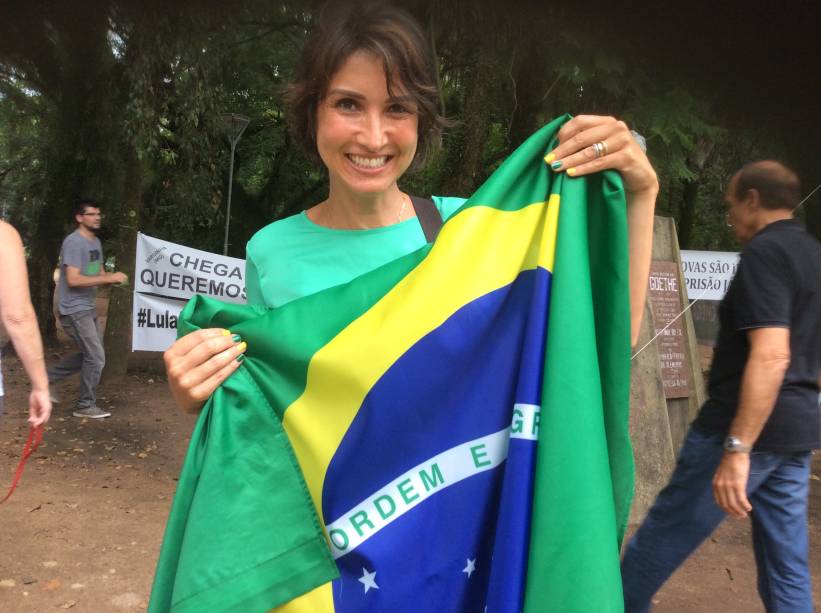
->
[72,406,111,419]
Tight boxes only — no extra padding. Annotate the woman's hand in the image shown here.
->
[546,115,658,196]
[163,328,248,414]
[547,115,658,347]
[28,388,52,427]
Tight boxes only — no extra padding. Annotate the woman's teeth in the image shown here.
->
[348,155,389,169]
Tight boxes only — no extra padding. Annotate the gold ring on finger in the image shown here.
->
[600,140,609,156]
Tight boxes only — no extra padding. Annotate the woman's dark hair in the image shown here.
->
[285,1,446,171]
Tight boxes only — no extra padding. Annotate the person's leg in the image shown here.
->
[748,452,813,613]
[68,311,105,409]
[621,427,727,613]
[751,508,774,609]
[747,450,783,610]
[46,315,84,383]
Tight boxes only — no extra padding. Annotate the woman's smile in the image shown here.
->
[346,154,392,170]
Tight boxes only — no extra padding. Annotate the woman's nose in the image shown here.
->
[358,112,388,151]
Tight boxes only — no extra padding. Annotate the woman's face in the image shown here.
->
[316,51,419,199]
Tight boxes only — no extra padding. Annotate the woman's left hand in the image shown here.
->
[545,115,658,197]
[547,115,657,347]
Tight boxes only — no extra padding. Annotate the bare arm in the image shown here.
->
[0,222,48,390]
[64,266,127,288]
[0,221,51,425]
[625,189,657,346]
[729,327,791,442]
[712,327,790,518]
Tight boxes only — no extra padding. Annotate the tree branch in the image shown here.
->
[428,5,446,116]
[506,48,518,136]
[541,73,563,102]
[224,20,306,49]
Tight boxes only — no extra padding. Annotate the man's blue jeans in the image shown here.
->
[47,309,105,409]
[622,426,813,613]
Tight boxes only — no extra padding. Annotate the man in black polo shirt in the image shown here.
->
[622,160,821,613]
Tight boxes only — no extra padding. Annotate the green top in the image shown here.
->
[245,196,465,307]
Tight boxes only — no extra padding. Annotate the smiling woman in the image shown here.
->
[156,3,659,610]
[163,0,657,434]
[284,1,448,231]
[285,2,445,176]
[310,51,421,223]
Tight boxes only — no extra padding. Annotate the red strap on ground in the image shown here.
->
[0,425,43,505]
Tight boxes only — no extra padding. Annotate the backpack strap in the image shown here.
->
[410,196,444,244]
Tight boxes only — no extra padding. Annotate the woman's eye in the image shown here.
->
[388,103,412,115]
[335,98,359,111]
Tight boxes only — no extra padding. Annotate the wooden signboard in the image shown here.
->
[648,260,690,399]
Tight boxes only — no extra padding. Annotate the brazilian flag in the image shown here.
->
[149,115,634,613]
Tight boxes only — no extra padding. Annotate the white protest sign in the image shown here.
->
[680,250,739,301]
[132,293,185,352]
[132,233,247,351]
[135,232,247,304]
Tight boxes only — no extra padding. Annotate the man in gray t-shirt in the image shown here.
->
[47,199,128,419]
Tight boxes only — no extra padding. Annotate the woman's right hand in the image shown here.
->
[163,328,248,413]
[28,388,52,427]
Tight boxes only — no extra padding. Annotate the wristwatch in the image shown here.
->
[723,436,752,453]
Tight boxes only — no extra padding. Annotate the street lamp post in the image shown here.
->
[222,113,250,255]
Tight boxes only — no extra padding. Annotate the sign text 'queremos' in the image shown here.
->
[135,233,246,303]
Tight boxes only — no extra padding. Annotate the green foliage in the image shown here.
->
[0,0,817,271]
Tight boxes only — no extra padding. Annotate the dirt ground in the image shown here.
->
[1,352,819,612]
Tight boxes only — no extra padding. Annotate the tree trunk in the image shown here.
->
[30,149,85,344]
[17,2,113,344]
[29,251,59,345]
[439,44,496,196]
[677,139,716,249]
[102,151,142,382]
[506,28,553,151]
[677,178,698,249]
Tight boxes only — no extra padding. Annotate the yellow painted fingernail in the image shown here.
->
[567,167,577,176]
[238,342,247,352]
[544,153,556,163]
[222,329,231,336]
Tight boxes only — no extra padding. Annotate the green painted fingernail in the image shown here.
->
[550,161,562,171]
[231,334,242,343]
[236,353,245,363]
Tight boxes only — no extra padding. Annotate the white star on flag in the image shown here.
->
[463,558,476,578]
[358,567,379,593]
